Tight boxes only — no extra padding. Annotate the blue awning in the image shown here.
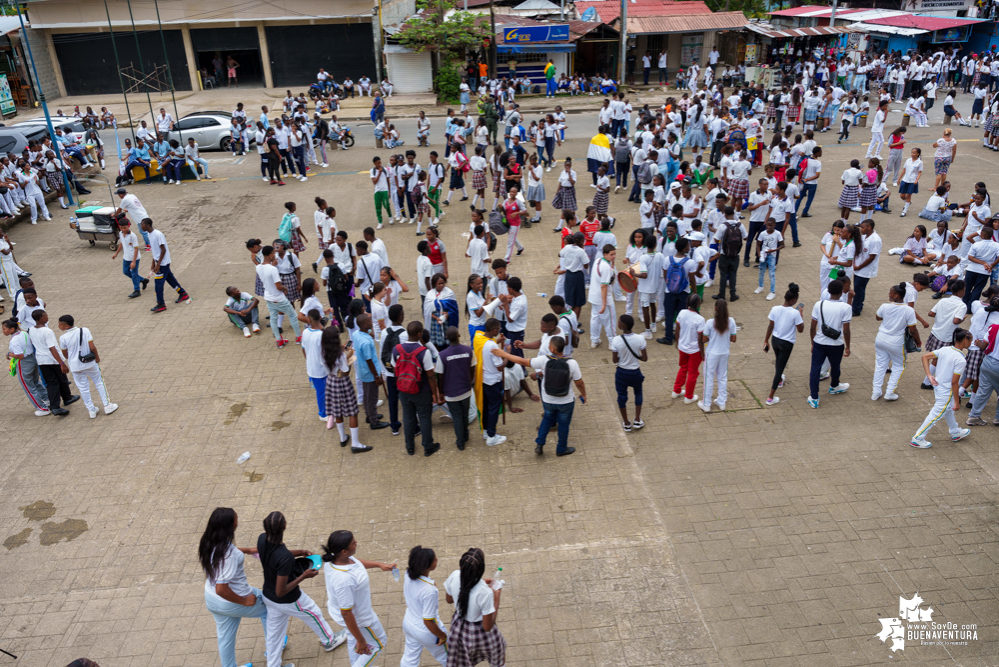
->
[497,43,576,53]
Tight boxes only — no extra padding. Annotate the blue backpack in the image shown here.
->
[665,256,690,293]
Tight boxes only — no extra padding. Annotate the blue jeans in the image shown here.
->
[800,183,818,215]
[227,307,259,329]
[310,375,327,418]
[204,587,267,667]
[125,160,151,181]
[659,68,667,83]
[615,367,644,408]
[122,258,141,290]
[483,380,503,437]
[535,400,575,453]
[758,253,776,292]
[660,292,687,342]
[153,262,185,307]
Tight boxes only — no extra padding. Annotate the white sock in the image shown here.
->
[471,194,479,207]
[903,202,910,212]
[416,219,423,233]
[350,426,362,448]
[462,187,467,196]
[277,312,284,328]
[446,191,453,202]
[555,219,565,230]
[58,196,65,206]
[336,421,346,440]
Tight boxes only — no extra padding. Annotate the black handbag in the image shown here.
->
[819,302,841,341]
[78,328,96,363]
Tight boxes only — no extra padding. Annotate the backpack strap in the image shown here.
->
[619,334,643,362]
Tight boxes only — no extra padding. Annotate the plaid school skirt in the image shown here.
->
[551,185,577,211]
[765,103,777,119]
[728,177,749,200]
[447,613,506,667]
[804,107,819,122]
[593,189,609,215]
[492,172,506,197]
[965,344,985,382]
[472,170,487,190]
[984,114,995,133]
[291,234,306,253]
[838,185,859,209]
[859,183,877,208]
[45,171,63,190]
[417,199,431,215]
[317,238,329,251]
[786,104,801,123]
[925,333,948,354]
[325,374,359,419]
[254,275,265,297]
[280,272,301,302]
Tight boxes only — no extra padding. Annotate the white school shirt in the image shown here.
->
[675,309,705,354]
[637,251,662,294]
[300,327,328,378]
[356,254,382,294]
[611,333,645,370]
[276,252,300,275]
[118,231,140,262]
[748,191,771,222]
[506,294,528,332]
[147,229,171,265]
[876,302,916,339]
[204,544,253,600]
[557,169,577,187]
[729,160,751,180]
[900,158,923,183]
[481,339,504,384]
[444,570,495,622]
[588,257,615,306]
[702,317,736,356]
[930,295,967,341]
[58,326,96,373]
[28,325,59,365]
[370,167,389,192]
[967,239,999,275]
[933,346,967,384]
[257,264,283,302]
[768,305,803,343]
[324,557,377,628]
[811,300,852,346]
[466,291,486,327]
[560,244,587,273]
[417,257,434,296]
[841,167,862,187]
[404,575,443,628]
[529,355,581,404]
[468,237,490,278]
[855,231,882,279]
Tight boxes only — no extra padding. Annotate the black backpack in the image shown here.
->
[543,355,572,397]
[721,221,743,257]
[325,244,352,293]
[380,327,402,369]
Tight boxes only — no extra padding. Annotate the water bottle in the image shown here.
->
[392,566,400,583]
[490,567,504,591]
[236,452,251,464]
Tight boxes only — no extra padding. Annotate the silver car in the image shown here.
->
[14,117,88,143]
[163,112,252,151]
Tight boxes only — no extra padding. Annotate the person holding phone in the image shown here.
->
[763,283,805,406]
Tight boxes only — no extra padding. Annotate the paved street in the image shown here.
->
[1,94,998,667]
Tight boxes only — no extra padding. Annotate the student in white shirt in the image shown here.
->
[400,546,448,667]
[807,279,852,408]
[896,147,923,217]
[922,282,968,391]
[56,314,117,418]
[588,244,617,348]
[873,282,920,401]
[671,292,705,403]
[611,313,647,432]
[698,298,736,413]
[763,282,805,406]
[754,217,784,298]
[911,329,973,448]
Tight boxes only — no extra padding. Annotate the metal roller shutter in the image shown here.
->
[387,52,433,94]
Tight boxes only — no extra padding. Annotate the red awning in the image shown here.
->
[863,15,985,31]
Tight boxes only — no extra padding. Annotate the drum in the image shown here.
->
[618,271,637,293]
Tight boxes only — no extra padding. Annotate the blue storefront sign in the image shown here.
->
[502,25,570,43]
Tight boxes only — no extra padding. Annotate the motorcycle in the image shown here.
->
[329,127,355,149]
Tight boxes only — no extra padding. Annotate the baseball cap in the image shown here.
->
[115,188,127,195]
[669,181,681,190]
[685,231,705,241]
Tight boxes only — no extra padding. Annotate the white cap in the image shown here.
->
[669,181,681,190]
[685,231,706,241]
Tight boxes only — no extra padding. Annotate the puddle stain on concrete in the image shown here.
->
[4,528,32,550]
[244,471,265,483]
[19,500,56,521]
[39,519,88,546]
[269,410,291,431]
[224,402,249,425]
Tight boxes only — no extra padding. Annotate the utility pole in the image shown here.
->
[618,0,627,86]
[830,0,838,24]
[489,0,497,78]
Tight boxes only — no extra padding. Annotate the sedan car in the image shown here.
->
[162,112,251,151]
[15,117,88,142]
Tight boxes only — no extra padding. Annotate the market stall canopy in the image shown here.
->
[848,23,929,36]
[745,21,862,39]
[625,11,748,35]
[574,0,712,25]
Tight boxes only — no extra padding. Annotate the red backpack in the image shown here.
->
[394,344,427,394]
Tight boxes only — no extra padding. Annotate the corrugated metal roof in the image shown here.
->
[626,11,747,35]
[746,22,861,39]
[850,22,928,36]
[864,14,985,31]
[575,0,712,24]
[769,7,866,18]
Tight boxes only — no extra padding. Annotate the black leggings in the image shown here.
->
[267,155,281,181]
[39,364,73,409]
[771,336,794,391]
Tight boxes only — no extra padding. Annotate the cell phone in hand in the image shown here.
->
[764,343,770,353]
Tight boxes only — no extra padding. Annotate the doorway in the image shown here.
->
[199,50,263,88]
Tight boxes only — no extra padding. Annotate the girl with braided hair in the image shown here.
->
[443,548,506,667]
[401,545,448,666]
[257,512,344,667]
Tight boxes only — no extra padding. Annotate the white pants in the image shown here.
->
[71,366,111,411]
[0,189,14,215]
[345,617,387,667]
[504,225,523,262]
[866,130,884,158]
[0,258,17,297]
[913,384,961,442]
[589,300,616,344]
[26,191,48,222]
[873,333,905,396]
[703,352,729,408]
[262,592,336,667]
[624,289,635,315]
[554,272,565,298]
[819,263,832,293]
[400,614,447,667]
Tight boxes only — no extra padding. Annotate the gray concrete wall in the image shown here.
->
[17,29,62,102]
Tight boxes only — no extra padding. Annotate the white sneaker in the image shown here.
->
[655,313,665,323]
[698,401,711,413]
[683,395,699,404]
[614,185,621,193]
[872,391,882,401]
[300,176,308,182]
[819,370,830,381]
[591,340,601,349]
[485,434,507,446]
[252,323,261,332]
[263,177,270,182]
[766,292,776,300]
[643,331,652,340]
[243,326,252,338]
[322,629,347,651]
[909,437,932,449]
[884,393,899,401]
[377,224,383,230]
[671,391,683,399]
[89,407,99,419]
[705,279,713,287]
[104,403,118,415]
[754,287,764,294]
[828,383,850,395]
[951,428,971,442]
[175,180,181,186]
[778,374,785,388]
[650,323,657,333]
[35,409,51,417]
[167,179,174,184]
[322,163,329,168]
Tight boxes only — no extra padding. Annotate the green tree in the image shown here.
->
[398,0,491,102]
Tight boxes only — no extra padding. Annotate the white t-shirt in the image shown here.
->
[588,258,615,306]
[529,355,581,404]
[257,263,283,302]
[481,339,504,385]
[118,194,148,222]
[324,557,376,628]
[28,326,59,365]
[468,237,491,278]
[967,239,999,275]
[466,291,486,327]
[855,232,882,279]
[610,333,645,370]
[675,309,705,354]
[119,231,140,262]
[758,229,783,256]
[811,300,852,347]
[444,569,495,622]
[204,544,252,600]
[876,302,917,339]
[58,326,96,373]
[769,305,803,343]
[933,346,966,384]
[702,317,736,356]
[748,191,771,222]
[403,575,442,627]
[300,327,328,378]
[930,295,967,342]
[416,256,434,296]
[506,294,528,332]
[147,229,171,265]
[901,158,923,184]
